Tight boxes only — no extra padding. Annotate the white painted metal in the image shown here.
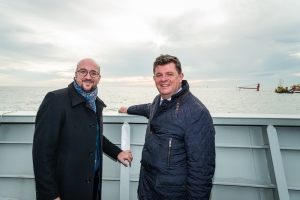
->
[120,122,130,200]
[0,111,300,200]
[267,125,290,200]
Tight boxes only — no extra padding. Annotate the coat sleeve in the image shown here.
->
[184,109,215,200]
[32,92,62,199]
[127,103,151,119]
[103,135,122,160]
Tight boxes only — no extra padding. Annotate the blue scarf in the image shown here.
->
[73,78,98,112]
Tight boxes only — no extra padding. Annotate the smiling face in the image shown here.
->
[153,62,184,99]
[75,58,101,93]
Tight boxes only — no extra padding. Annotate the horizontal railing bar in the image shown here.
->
[130,143,144,146]
[0,175,297,191]
[102,177,120,181]
[0,175,280,190]
[0,142,32,144]
[0,176,292,191]
[0,174,34,179]
[103,178,278,189]
[288,187,300,191]
[216,144,269,149]
[1,144,298,151]
[126,143,272,148]
[213,181,276,189]
[1,111,300,125]
[280,147,300,151]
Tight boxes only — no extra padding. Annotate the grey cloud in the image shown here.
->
[0,0,300,89]
[0,20,70,65]
[273,37,300,44]
[0,69,67,82]
[97,45,161,77]
[141,2,300,87]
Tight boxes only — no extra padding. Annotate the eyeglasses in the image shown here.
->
[76,69,100,78]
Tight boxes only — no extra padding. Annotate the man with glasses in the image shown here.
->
[118,54,215,199]
[33,58,133,200]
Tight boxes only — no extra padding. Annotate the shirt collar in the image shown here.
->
[160,87,182,103]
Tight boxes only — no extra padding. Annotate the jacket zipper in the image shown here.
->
[167,138,172,167]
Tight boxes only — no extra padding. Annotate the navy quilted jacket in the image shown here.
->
[127,80,215,200]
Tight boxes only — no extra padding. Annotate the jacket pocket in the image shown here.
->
[167,138,172,167]
[156,174,186,187]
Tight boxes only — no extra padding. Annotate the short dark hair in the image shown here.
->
[153,54,182,74]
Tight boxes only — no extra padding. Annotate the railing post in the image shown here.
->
[120,122,130,200]
[267,125,290,200]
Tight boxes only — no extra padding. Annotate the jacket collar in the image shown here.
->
[152,80,189,119]
[171,80,189,100]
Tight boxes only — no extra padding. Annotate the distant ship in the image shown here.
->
[291,84,300,93]
[275,79,293,93]
[237,83,260,91]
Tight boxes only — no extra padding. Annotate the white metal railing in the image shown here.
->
[0,111,299,200]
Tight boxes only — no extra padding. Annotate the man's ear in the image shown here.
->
[180,73,184,82]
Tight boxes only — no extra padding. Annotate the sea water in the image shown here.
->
[0,86,299,115]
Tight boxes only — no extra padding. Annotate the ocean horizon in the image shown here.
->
[1,86,300,115]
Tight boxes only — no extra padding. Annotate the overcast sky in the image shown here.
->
[0,0,299,89]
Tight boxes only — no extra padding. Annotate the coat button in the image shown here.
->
[144,148,147,152]
[90,124,95,128]
[150,131,152,134]
[141,166,144,169]
[86,179,90,183]
[89,151,93,155]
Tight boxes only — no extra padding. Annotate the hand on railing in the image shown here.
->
[118,107,128,113]
[117,150,133,167]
